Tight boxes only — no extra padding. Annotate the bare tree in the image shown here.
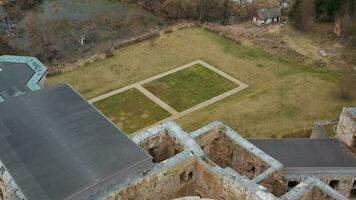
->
[68,22,94,47]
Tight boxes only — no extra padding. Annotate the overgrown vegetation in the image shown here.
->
[0,0,161,64]
[132,0,278,23]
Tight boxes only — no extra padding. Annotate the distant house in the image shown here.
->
[253,8,282,26]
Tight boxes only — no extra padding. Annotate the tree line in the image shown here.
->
[289,0,356,46]
[135,0,279,24]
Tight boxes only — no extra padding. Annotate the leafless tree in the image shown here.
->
[68,22,94,47]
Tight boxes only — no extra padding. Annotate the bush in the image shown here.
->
[105,48,114,58]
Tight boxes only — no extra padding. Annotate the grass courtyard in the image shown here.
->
[93,88,171,133]
[143,64,238,112]
[48,27,355,138]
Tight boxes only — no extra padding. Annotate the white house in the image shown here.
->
[253,8,282,26]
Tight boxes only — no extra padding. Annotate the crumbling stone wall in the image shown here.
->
[286,176,355,198]
[259,170,287,197]
[0,176,12,200]
[299,187,335,200]
[194,129,268,179]
[106,156,196,200]
[194,160,250,200]
[105,156,273,200]
[337,107,356,149]
[138,131,184,163]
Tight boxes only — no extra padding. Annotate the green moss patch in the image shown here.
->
[143,64,238,112]
[94,88,171,134]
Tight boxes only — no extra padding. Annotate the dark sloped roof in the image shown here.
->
[0,84,152,200]
[257,8,281,20]
[0,62,34,91]
[249,138,356,174]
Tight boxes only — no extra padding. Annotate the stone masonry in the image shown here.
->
[93,119,352,200]
[337,107,356,149]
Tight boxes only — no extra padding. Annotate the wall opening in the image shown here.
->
[179,170,194,185]
[328,180,339,190]
[351,180,356,198]
[288,181,299,190]
[139,131,184,163]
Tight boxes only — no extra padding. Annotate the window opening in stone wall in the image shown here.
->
[180,170,194,185]
[329,180,339,190]
[149,147,156,163]
[351,180,356,198]
[188,171,193,181]
[0,167,5,175]
[288,181,299,190]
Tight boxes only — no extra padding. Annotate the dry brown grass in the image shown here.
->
[48,27,355,138]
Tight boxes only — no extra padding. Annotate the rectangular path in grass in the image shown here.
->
[93,88,171,134]
[143,64,238,112]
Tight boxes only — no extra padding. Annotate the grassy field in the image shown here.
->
[48,27,355,138]
[143,64,237,112]
[93,88,171,134]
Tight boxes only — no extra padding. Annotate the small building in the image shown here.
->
[253,8,282,26]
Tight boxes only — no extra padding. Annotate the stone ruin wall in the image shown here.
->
[102,118,356,200]
[138,131,184,163]
[287,176,356,198]
[0,176,12,200]
[105,156,196,200]
[299,187,336,200]
[193,127,287,196]
[194,129,268,179]
[337,107,356,149]
[194,159,254,200]
[104,156,266,200]
[258,170,287,197]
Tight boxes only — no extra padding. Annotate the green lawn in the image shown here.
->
[48,27,355,138]
[143,64,238,112]
[93,88,171,134]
